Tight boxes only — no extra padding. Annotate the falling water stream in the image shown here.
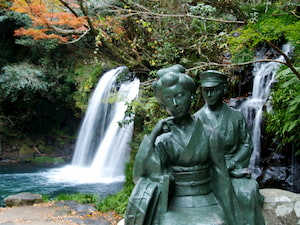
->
[0,67,140,204]
[238,43,293,178]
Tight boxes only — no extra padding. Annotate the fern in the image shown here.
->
[265,67,300,154]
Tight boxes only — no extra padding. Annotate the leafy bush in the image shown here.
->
[72,63,105,112]
[265,67,300,154]
[54,193,98,204]
[0,63,48,102]
[96,185,133,214]
[228,2,300,62]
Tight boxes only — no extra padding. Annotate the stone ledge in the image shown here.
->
[260,188,300,225]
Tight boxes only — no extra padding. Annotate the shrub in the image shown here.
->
[265,67,300,154]
[0,63,48,102]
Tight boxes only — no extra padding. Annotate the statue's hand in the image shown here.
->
[229,168,251,178]
[149,117,174,143]
[227,159,237,170]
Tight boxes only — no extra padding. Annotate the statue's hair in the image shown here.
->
[153,66,196,104]
[156,64,185,78]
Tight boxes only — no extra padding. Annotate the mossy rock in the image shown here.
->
[18,143,35,161]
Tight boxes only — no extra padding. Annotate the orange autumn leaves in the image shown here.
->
[10,0,126,43]
[11,0,88,42]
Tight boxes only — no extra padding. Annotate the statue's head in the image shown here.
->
[199,70,228,109]
[153,65,196,119]
[200,70,227,87]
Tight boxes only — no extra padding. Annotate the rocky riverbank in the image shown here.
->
[0,200,122,225]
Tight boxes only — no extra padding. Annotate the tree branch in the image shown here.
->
[77,0,98,36]
[264,40,300,79]
[186,59,288,72]
[58,0,80,17]
[0,115,14,125]
[66,28,91,44]
[47,23,87,35]
[108,6,245,24]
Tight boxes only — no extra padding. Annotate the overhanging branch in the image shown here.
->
[107,5,245,24]
[186,59,287,72]
[264,40,300,79]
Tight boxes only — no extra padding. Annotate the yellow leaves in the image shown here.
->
[94,16,125,41]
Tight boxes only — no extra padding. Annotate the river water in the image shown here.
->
[0,163,123,206]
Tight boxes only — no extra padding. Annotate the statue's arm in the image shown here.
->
[133,118,172,183]
[210,133,247,225]
[228,114,253,170]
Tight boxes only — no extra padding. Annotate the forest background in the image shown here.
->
[0,0,299,213]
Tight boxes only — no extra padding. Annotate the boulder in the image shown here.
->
[4,192,43,207]
[261,188,300,224]
[18,143,34,161]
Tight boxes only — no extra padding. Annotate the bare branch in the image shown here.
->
[264,40,300,79]
[186,59,287,72]
[0,115,14,125]
[47,23,88,35]
[77,0,98,36]
[58,0,80,17]
[66,28,91,44]
[107,5,245,24]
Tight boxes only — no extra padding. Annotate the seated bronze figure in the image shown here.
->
[195,70,265,225]
[125,65,248,225]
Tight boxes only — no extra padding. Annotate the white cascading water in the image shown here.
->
[238,43,292,177]
[46,66,140,183]
[72,67,121,166]
[90,79,140,178]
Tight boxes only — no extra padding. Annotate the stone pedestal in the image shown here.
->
[260,188,300,225]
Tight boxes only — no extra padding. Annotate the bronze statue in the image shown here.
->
[125,65,247,225]
[195,70,265,225]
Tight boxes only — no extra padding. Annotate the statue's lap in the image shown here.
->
[160,193,226,225]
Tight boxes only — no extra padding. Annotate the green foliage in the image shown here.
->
[32,156,65,165]
[15,38,59,51]
[265,66,300,154]
[228,2,300,62]
[1,10,32,27]
[0,63,48,102]
[96,184,133,214]
[73,63,104,112]
[54,193,98,204]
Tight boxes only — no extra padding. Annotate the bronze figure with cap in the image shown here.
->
[195,70,265,225]
[125,65,247,225]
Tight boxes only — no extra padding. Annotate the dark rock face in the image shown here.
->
[4,192,43,207]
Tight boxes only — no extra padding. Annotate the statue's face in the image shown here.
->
[161,84,191,119]
[201,84,224,108]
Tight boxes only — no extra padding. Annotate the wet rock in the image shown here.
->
[261,188,300,224]
[54,200,97,217]
[4,192,43,207]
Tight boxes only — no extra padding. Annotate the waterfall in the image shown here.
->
[72,67,121,166]
[46,66,140,183]
[72,66,139,179]
[90,74,140,178]
[238,43,293,178]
